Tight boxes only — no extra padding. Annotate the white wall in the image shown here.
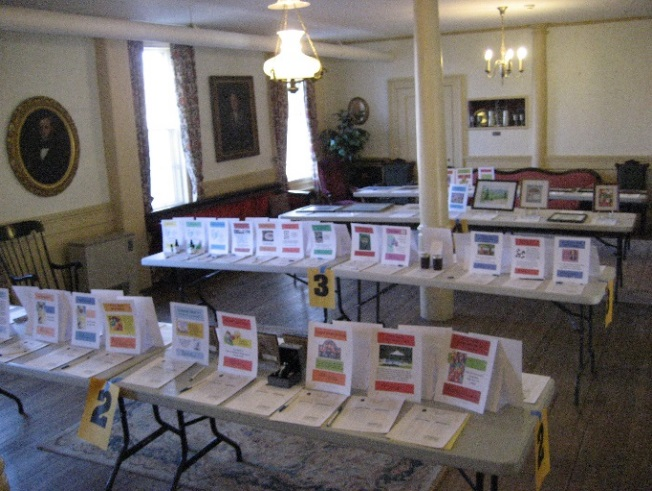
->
[318,19,652,164]
[547,19,652,156]
[194,47,274,183]
[0,31,109,223]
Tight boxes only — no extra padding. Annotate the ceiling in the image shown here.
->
[1,0,651,43]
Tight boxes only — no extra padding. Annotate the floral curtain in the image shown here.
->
[269,80,289,190]
[170,44,204,201]
[304,80,320,191]
[127,40,153,216]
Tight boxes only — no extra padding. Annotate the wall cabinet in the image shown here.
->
[468,97,526,128]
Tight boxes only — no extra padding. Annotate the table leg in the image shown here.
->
[0,387,25,415]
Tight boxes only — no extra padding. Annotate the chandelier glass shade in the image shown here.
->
[264,0,323,92]
[484,6,526,80]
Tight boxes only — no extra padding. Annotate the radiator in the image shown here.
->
[67,233,137,294]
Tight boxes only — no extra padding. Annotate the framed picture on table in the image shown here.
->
[472,180,518,211]
[520,179,549,209]
[593,184,619,212]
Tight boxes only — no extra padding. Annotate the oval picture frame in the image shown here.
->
[6,96,79,197]
[347,97,369,125]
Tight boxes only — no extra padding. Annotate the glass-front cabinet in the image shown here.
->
[468,97,526,128]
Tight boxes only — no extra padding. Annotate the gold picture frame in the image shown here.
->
[6,96,79,197]
[209,76,260,162]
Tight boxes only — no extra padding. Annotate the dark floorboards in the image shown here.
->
[1,265,651,490]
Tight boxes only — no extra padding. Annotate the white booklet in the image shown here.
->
[22,344,93,371]
[178,371,254,405]
[387,404,469,449]
[269,388,348,427]
[61,350,133,378]
[224,378,303,416]
[331,395,404,433]
[120,354,194,389]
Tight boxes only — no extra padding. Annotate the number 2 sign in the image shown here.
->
[78,377,120,450]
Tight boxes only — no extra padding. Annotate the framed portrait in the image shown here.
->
[472,180,518,211]
[6,96,79,197]
[209,76,259,162]
[520,179,549,209]
[593,184,619,212]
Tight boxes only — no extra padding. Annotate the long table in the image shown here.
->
[353,185,649,205]
[279,204,636,291]
[0,331,555,491]
[140,250,612,406]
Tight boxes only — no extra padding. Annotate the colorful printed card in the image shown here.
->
[102,297,163,355]
[510,235,546,280]
[308,223,338,261]
[553,236,591,284]
[448,184,469,215]
[208,219,233,256]
[231,221,254,256]
[469,231,504,275]
[350,223,381,264]
[478,167,495,180]
[32,289,71,343]
[306,321,353,396]
[216,311,258,377]
[182,217,208,255]
[255,221,279,257]
[72,292,104,349]
[380,225,412,267]
[170,302,210,366]
[369,327,423,403]
[279,221,305,259]
[161,219,184,256]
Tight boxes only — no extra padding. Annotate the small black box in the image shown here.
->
[267,343,303,388]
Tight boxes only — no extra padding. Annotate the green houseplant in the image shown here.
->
[321,109,370,163]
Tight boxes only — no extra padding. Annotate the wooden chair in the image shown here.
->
[616,159,649,234]
[0,220,82,415]
[0,220,82,292]
[316,157,357,205]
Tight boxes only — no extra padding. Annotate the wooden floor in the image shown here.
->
[1,266,651,490]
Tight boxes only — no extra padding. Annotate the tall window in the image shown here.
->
[142,46,189,211]
[285,82,314,187]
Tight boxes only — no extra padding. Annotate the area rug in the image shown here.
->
[598,239,652,305]
[39,400,443,491]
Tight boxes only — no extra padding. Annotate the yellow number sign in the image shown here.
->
[308,267,335,310]
[78,377,120,450]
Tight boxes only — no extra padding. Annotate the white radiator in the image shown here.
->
[67,233,137,294]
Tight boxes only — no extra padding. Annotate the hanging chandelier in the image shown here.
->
[263,0,323,92]
[483,6,526,81]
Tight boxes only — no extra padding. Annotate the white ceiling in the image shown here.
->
[1,0,651,42]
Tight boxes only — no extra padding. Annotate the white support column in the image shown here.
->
[532,26,548,168]
[414,0,454,320]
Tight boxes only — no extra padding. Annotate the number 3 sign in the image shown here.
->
[78,377,120,450]
[308,268,335,310]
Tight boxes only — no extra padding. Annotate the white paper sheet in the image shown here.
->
[223,378,303,416]
[61,350,133,378]
[522,373,551,404]
[0,338,48,362]
[331,395,403,433]
[387,405,469,449]
[178,371,255,405]
[120,355,194,388]
[269,389,348,427]
[21,345,93,371]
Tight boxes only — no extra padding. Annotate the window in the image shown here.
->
[285,82,315,187]
[142,46,190,211]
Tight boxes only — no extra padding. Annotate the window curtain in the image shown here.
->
[304,80,321,191]
[269,80,289,190]
[127,40,153,216]
[170,44,204,201]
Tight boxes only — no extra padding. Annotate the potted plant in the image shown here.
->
[320,109,370,163]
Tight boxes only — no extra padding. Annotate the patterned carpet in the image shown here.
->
[599,239,652,305]
[40,400,443,491]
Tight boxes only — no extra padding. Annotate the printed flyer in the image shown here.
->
[170,302,209,366]
[216,311,258,377]
[306,321,353,396]
[72,292,103,349]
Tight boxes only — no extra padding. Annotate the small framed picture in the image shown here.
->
[520,179,549,209]
[472,180,518,211]
[593,184,619,212]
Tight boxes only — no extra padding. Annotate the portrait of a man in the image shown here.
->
[20,109,71,185]
[6,96,79,196]
[210,76,259,162]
